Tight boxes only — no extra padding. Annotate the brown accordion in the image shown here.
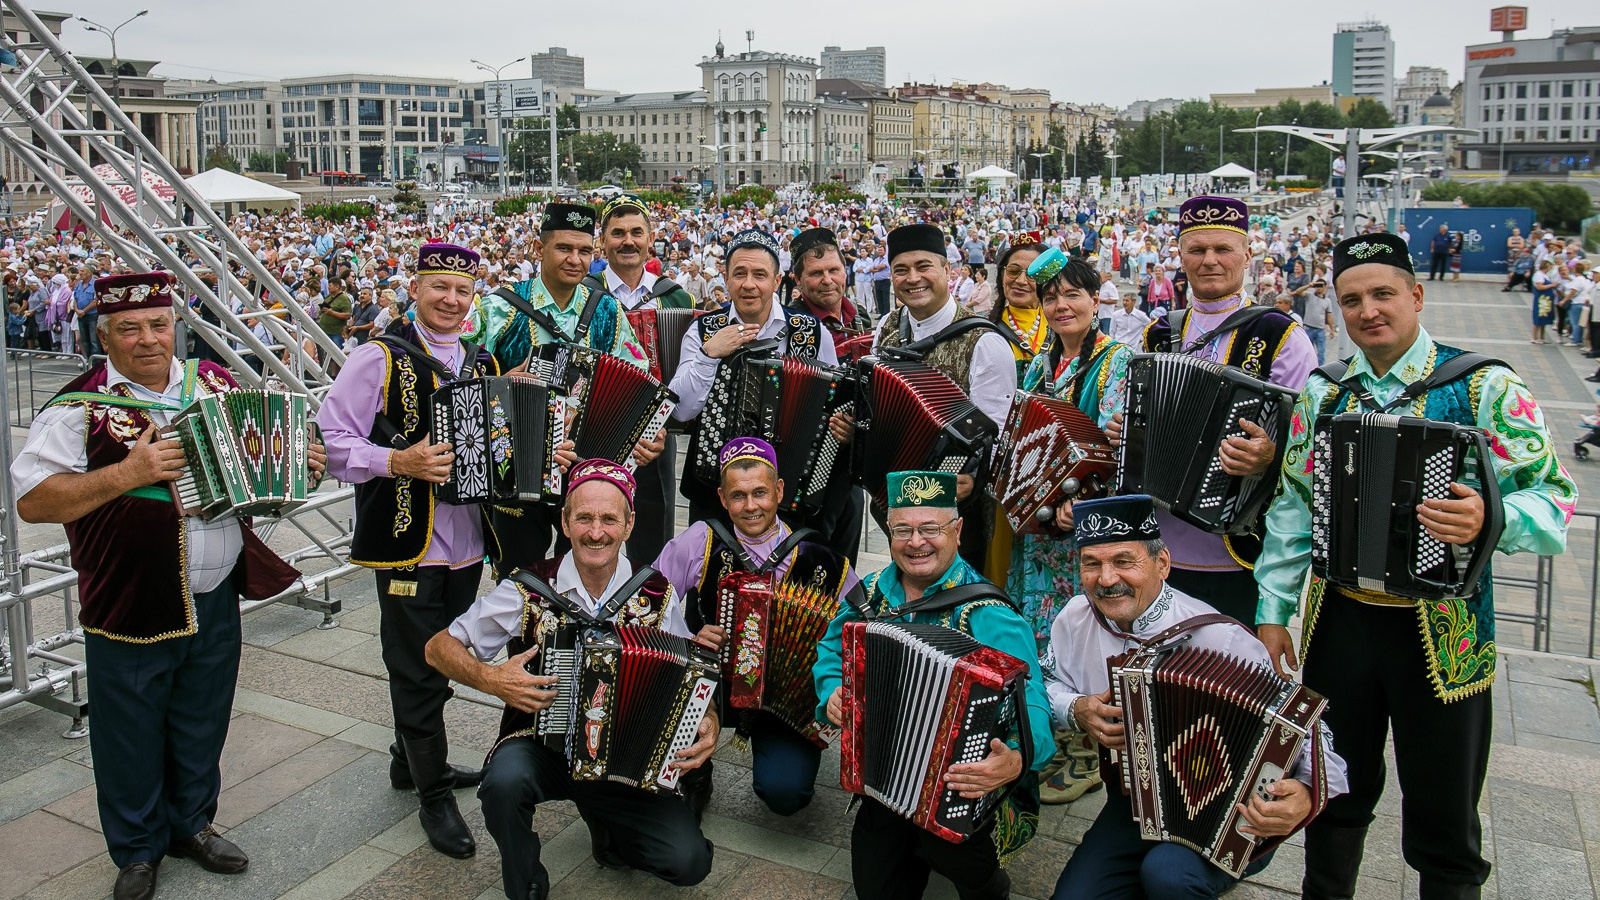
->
[626,307,701,386]
[850,357,997,516]
[559,344,677,471]
[991,391,1116,534]
[568,624,720,793]
[749,355,856,515]
[715,572,840,746]
[1105,643,1328,877]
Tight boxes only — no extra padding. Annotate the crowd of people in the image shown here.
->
[4,184,1580,900]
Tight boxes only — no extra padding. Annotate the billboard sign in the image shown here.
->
[483,78,544,118]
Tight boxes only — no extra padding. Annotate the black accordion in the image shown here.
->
[839,621,1031,843]
[1311,413,1504,600]
[688,339,779,486]
[750,354,856,515]
[991,391,1117,534]
[566,624,720,793]
[626,307,700,386]
[851,357,997,516]
[430,376,565,505]
[1106,643,1328,877]
[559,344,677,471]
[1118,353,1296,533]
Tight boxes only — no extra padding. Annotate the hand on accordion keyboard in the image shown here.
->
[631,429,666,468]
[494,645,561,713]
[389,435,455,484]
[943,739,1023,799]
[1218,418,1277,477]
[1054,503,1076,532]
[1105,412,1124,449]
[955,474,974,502]
[1234,777,1313,839]
[825,687,844,728]
[126,425,186,485]
[553,438,578,475]
[691,624,726,653]
[308,440,327,487]
[827,411,855,445]
[671,711,719,772]
[1074,690,1125,751]
[1417,482,1486,546]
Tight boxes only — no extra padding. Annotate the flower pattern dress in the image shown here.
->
[1005,332,1133,648]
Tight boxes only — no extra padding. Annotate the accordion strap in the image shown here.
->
[886,313,1019,360]
[705,519,818,576]
[597,565,664,621]
[508,568,602,625]
[1314,351,1507,414]
[491,284,602,347]
[1091,602,1244,649]
[1168,304,1273,355]
[878,581,1018,621]
[375,334,480,383]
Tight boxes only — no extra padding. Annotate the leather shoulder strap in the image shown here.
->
[888,315,1016,360]
[1176,305,1273,354]
[596,565,664,621]
[509,568,600,625]
[375,334,455,381]
[883,581,1018,620]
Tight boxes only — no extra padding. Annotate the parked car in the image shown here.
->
[589,184,625,200]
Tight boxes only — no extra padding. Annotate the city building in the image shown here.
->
[528,47,584,88]
[898,82,1014,175]
[820,46,886,88]
[460,82,618,146]
[1120,98,1186,123]
[75,57,202,176]
[1333,19,1395,109]
[699,41,820,186]
[169,79,285,170]
[275,74,466,180]
[579,90,708,185]
[816,78,914,176]
[1410,91,1459,162]
[814,94,870,184]
[1211,85,1337,110]
[1393,65,1453,125]
[1458,22,1600,172]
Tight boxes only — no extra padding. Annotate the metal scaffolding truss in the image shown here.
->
[0,0,359,732]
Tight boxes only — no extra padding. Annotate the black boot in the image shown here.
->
[678,762,714,824]
[389,741,484,791]
[1302,823,1367,900]
[528,864,550,900]
[402,731,476,858]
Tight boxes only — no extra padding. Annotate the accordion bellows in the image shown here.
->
[716,573,841,746]
[839,621,1030,843]
[164,389,310,520]
[991,391,1116,534]
[431,376,565,505]
[851,357,996,517]
[560,345,676,471]
[1106,644,1327,877]
[626,307,699,386]
[1311,412,1504,600]
[750,355,855,515]
[1117,353,1296,534]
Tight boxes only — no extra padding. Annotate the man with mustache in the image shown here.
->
[654,437,858,820]
[1043,494,1347,899]
[425,458,717,900]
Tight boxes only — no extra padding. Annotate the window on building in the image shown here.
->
[1515,106,1527,121]
[358,99,383,126]
[1559,128,1572,140]
[1538,83,1550,98]
[1560,104,1573,120]
[1538,105,1550,120]
[359,82,381,94]
[385,84,410,96]
[1515,84,1527,99]
[395,131,418,142]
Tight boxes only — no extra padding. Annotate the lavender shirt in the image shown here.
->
[653,520,860,600]
[317,325,484,568]
[1163,291,1317,572]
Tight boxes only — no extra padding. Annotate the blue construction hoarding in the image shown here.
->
[1401,207,1535,275]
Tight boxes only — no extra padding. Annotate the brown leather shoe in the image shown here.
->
[168,825,249,874]
[114,861,158,900]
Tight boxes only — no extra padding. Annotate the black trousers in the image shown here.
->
[83,580,241,867]
[629,437,677,567]
[1429,252,1450,281]
[1303,592,1493,889]
[489,504,564,582]
[1165,565,1260,628]
[874,280,892,317]
[851,796,1006,900]
[375,562,484,739]
[480,737,713,899]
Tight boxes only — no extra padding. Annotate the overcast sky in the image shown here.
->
[55,1,1586,107]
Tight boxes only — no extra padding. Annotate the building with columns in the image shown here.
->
[579,90,708,186]
[698,40,819,186]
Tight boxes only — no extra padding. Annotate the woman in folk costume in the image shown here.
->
[1005,248,1132,806]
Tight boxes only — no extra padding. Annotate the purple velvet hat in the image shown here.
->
[566,458,636,509]
[719,437,778,472]
[415,243,480,280]
[96,271,176,315]
[1177,195,1249,237]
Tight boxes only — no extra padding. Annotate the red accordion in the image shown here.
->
[991,391,1116,534]
[834,332,875,365]
[626,307,701,385]
[561,345,676,472]
[850,357,997,517]
[839,620,1031,843]
[715,572,840,746]
[750,355,855,515]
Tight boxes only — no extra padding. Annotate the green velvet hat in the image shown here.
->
[886,471,958,509]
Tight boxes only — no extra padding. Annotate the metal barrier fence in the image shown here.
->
[5,348,90,427]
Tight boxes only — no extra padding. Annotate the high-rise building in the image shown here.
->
[820,46,887,88]
[528,47,584,88]
[1393,66,1452,125]
[169,79,285,170]
[1458,23,1600,173]
[1333,20,1395,108]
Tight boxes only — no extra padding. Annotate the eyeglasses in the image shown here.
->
[1002,265,1030,280]
[888,518,961,543]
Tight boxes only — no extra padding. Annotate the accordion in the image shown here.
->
[851,357,997,515]
[560,344,677,471]
[750,355,856,515]
[430,376,566,505]
[626,307,700,385]
[835,332,875,365]
[715,573,841,746]
[1105,644,1328,877]
[1117,353,1296,533]
[991,391,1117,534]
[839,621,1031,842]
[567,624,720,792]
[689,339,779,486]
[164,389,311,520]
[1310,413,1504,600]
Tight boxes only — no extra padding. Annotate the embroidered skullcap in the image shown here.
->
[789,227,838,271]
[1027,247,1069,285]
[1073,494,1161,548]
[1177,195,1249,237]
[726,229,781,268]
[539,203,597,236]
[1331,233,1414,285]
[95,271,175,315]
[719,437,777,473]
[415,243,479,280]
[886,471,958,509]
[886,224,946,262]
[566,458,636,509]
[599,194,650,226]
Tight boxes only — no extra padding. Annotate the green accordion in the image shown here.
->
[162,389,311,520]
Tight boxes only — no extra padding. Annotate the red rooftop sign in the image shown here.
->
[1490,6,1527,32]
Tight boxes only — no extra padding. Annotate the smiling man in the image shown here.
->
[1253,233,1575,900]
[318,242,502,860]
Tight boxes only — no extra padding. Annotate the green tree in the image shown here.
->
[505,104,582,185]
[245,150,290,172]
[204,145,240,173]
[567,132,642,183]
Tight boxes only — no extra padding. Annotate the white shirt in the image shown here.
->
[1108,306,1152,346]
[604,266,658,311]
[669,297,840,421]
[868,298,1017,431]
[1097,280,1120,310]
[10,357,244,595]
[446,553,691,662]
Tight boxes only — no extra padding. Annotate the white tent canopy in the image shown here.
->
[1207,162,1255,179]
[965,165,1019,180]
[185,168,302,210]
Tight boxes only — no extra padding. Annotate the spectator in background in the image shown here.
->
[1428,224,1452,281]
[964,266,995,316]
[73,266,98,358]
[1108,292,1151,346]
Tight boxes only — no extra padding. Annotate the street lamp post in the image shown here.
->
[699,140,726,198]
[1159,120,1166,176]
[77,10,147,108]
[1029,150,1050,185]
[471,55,526,196]
[1252,110,1263,177]
[1283,118,1298,175]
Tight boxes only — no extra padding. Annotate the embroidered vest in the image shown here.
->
[1303,342,1499,702]
[350,323,498,567]
[490,556,678,755]
[488,281,622,372]
[687,526,849,632]
[1142,306,1299,382]
[876,304,984,391]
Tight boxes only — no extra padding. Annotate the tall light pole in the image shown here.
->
[472,55,525,196]
[1252,111,1263,177]
[78,10,147,104]
[1283,118,1298,175]
[699,141,726,198]
[1159,120,1166,176]
[1029,150,1050,183]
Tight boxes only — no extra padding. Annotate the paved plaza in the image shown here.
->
[3,271,1600,899]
